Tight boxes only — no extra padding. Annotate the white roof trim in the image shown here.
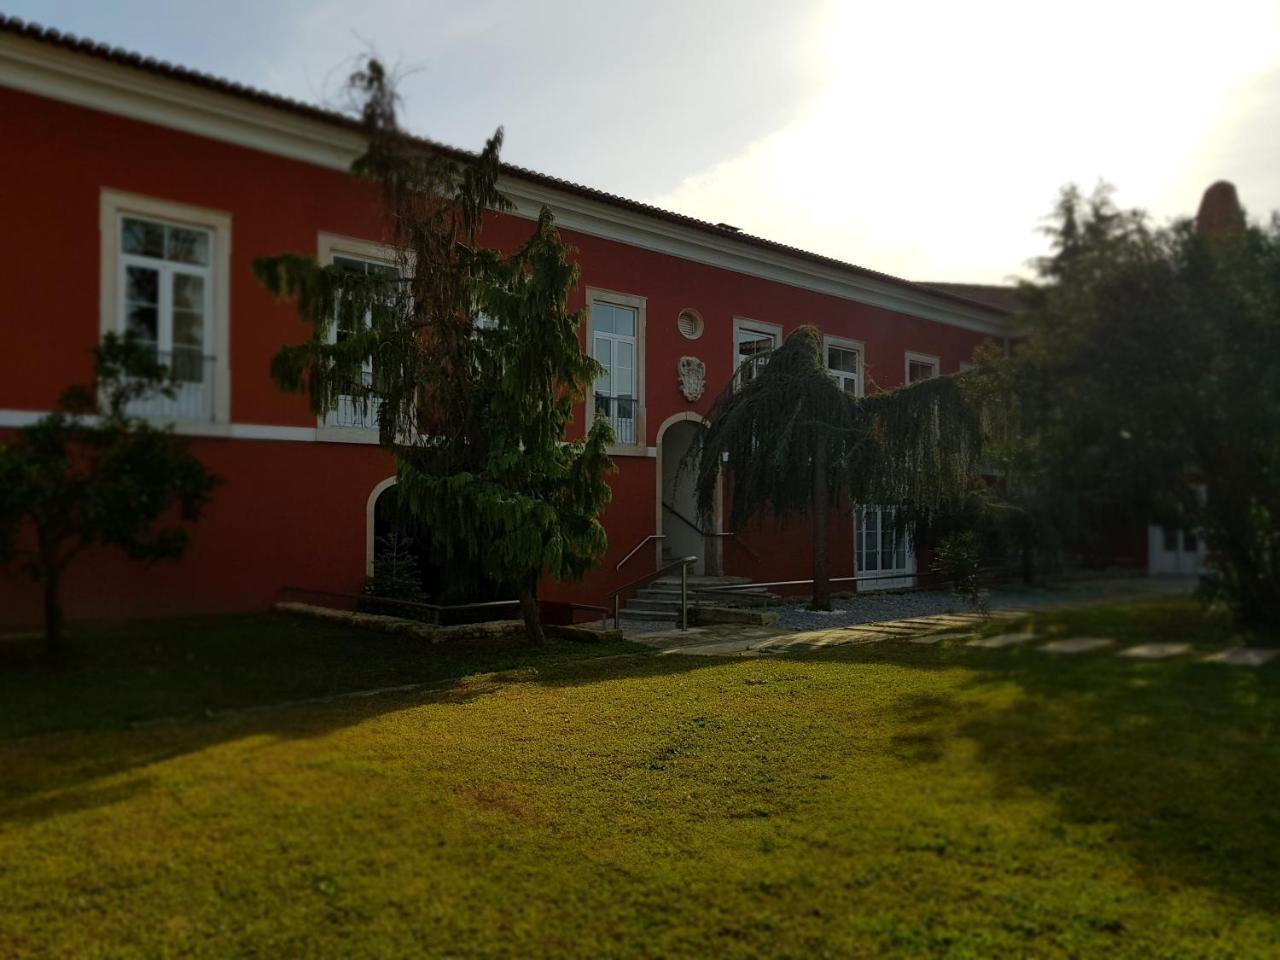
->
[0,31,1009,336]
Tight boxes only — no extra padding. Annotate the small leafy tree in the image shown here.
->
[255,60,612,643]
[0,334,220,653]
[692,325,983,609]
[931,530,987,612]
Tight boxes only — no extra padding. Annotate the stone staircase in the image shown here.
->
[617,571,775,624]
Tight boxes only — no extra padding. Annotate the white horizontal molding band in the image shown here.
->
[0,408,372,444]
[0,411,637,452]
[1,34,1008,338]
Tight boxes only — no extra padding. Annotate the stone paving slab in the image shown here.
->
[966,632,1038,648]
[1202,648,1279,667]
[1039,637,1113,654]
[1117,643,1192,660]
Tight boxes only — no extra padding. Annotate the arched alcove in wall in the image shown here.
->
[364,476,512,603]
[654,412,722,576]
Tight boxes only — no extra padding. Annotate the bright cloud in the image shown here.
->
[650,0,1280,282]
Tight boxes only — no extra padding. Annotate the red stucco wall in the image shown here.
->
[0,85,999,626]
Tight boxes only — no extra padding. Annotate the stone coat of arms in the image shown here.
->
[678,356,706,402]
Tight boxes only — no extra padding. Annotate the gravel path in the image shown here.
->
[775,576,1194,633]
[619,576,1194,637]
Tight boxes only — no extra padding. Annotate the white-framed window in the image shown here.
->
[856,506,916,588]
[99,190,231,423]
[732,317,782,387]
[824,335,864,397]
[587,288,646,449]
[905,351,940,384]
[317,234,401,435]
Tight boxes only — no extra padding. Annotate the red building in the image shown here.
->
[0,19,1026,628]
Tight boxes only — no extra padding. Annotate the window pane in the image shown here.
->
[167,226,210,265]
[841,378,859,396]
[738,332,774,358]
[125,266,158,305]
[590,303,614,335]
[616,340,634,372]
[172,273,204,312]
[126,305,158,342]
[828,346,858,374]
[174,310,204,348]
[613,305,636,337]
[594,336,612,369]
[122,218,164,258]
[908,360,937,383]
[333,256,366,274]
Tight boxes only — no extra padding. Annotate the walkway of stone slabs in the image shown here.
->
[632,610,1279,667]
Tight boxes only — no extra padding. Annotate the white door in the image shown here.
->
[856,506,916,590]
[1148,524,1206,576]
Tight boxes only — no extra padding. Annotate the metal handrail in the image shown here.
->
[661,501,712,536]
[659,502,760,564]
[606,555,697,631]
[616,533,665,570]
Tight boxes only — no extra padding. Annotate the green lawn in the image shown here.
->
[0,613,640,739]
[3,598,1279,958]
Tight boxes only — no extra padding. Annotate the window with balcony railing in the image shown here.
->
[590,299,638,445]
[321,253,399,431]
[118,215,216,421]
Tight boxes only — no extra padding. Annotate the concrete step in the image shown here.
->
[652,575,754,588]
[618,608,678,622]
[637,584,770,598]
[626,598,684,612]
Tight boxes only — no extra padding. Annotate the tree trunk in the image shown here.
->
[811,443,831,611]
[518,588,545,645]
[42,564,65,658]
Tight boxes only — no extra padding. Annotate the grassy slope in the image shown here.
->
[2,598,1279,958]
[0,614,641,739]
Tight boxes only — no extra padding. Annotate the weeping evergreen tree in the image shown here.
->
[254,60,613,643]
[693,325,983,609]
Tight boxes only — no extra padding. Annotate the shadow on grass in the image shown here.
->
[815,631,1280,914]
[6,598,1279,918]
[0,613,721,827]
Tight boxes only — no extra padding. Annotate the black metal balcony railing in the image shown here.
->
[594,393,637,445]
[125,351,216,421]
[326,370,383,430]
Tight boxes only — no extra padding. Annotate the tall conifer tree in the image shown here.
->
[255,61,612,643]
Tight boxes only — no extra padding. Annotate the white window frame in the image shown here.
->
[99,189,231,424]
[316,233,402,444]
[586,287,646,454]
[855,505,917,589]
[905,351,941,384]
[823,334,865,398]
[732,317,783,389]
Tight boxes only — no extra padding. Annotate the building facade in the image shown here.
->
[0,20,1015,627]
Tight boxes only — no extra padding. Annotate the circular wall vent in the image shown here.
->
[677,308,704,340]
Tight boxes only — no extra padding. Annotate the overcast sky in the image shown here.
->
[11,0,1280,283]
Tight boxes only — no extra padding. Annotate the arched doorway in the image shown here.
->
[365,477,512,603]
[658,417,719,576]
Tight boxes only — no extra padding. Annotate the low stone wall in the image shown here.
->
[275,602,623,645]
[689,606,780,627]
